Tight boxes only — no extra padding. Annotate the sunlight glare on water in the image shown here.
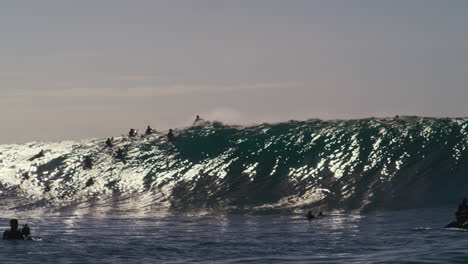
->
[1,208,466,264]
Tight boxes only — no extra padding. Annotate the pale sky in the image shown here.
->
[1,0,467,143]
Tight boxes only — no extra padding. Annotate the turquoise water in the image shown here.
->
[1,207,466,264]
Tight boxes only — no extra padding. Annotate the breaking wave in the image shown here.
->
[0,116,467,215]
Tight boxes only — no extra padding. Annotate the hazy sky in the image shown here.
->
[1,0,467,143]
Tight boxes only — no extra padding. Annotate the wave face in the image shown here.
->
[0,116,467,215]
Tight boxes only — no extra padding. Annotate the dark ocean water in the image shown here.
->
[1,207,467,264]
[0,116,467,263]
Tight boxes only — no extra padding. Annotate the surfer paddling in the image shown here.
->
[105,138,114,148]
[445,198,468,229]
[28,150,45,161]
[306,210,324,221]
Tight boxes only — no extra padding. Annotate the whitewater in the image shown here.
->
[1,116,467,263]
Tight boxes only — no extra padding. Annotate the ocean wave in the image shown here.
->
[0,116,467,214]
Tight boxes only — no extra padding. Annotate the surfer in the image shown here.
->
[318,210,323,217]
[28,149,45,161]
[115,148,126,163]
[22,224,31,239]
[3,219,27,240]
[306,211,315,221]
[85,177,94,187]
[128,128,137,138]
[445,198,468,228]
[455,198,468,225]
[167,129,175,142]
[193,115,201,125]
[145,125,153,136]
[105,138,113,148]
[83,155,93,169]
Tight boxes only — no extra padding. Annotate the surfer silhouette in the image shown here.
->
[115,148,126,163]
[167,129,175,142]
[28,149,45,161]
[193,115,201,125]
[83,155,93,169]
[145,125,153,136]
[445,198,468,228]
[3,219,25,240]
[22,224,31,238]
[456,198,468,224]
[306,211,315,221]
[85,177,94,187]
[128,128,137,138]
[105,138,113,148]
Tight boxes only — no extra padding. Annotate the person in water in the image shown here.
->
[306,211,315,220]
[167,129,175,142]
[193,115,201,125]
[445,198,468,229]
[105,138,113,148]
[28,149,45,161]
[455,198,468,224]
[145,125,153,136]
[22,224,31,238]
[115,148,126,163]
[3,219,27,240]
[44,183,51,193]
[85,177,94,188]
[128,128,137,138]
[83,155,93,169]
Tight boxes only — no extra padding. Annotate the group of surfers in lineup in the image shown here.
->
[102,116,206,163]
[21,116,204,194]
[9,117,189,239]
[28,115,205,168]
[103,116,203,163]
